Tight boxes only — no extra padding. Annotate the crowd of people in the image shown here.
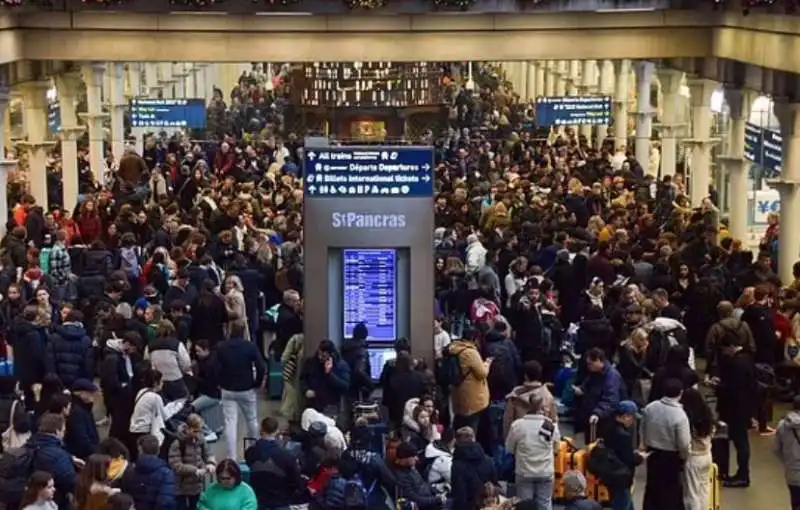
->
[0,61,798,510]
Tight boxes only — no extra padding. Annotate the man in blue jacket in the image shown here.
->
[574,348,625,439]
[301,339,351,413]
[27,413,77,510]
[245,416,305,509]
[214,321,266,460]
[45,309,94,389]
[65,378,100,460]
[122,434,177,510]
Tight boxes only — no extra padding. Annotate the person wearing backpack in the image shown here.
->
[704,301,755,380]
[600,401,645,510]
[168,414,216,510]
[451,426,497,510]
[244,416,305,509]
[446,331,491,438]
[2,413,77,510]
[122,434,177,510]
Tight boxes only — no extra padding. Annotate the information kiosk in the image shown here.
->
[303,144,435,369]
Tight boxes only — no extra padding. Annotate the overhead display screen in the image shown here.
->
[745,122,782,177]
[535,96,613,126]
[343,249,397,343]
[130,98,207,129]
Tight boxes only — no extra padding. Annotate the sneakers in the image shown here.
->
[723,478,750,488]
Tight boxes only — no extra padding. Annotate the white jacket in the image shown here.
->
[402,398,441,441]
[424,442,453,491]
[301,408,346,452]
[466,238,487,274]
[129,389,166,445]
[505,414,561,479]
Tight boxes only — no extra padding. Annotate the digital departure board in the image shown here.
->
[130,98,207,129]
[343,249,397,343]
[745,122,782,177]
[535,96,613,127]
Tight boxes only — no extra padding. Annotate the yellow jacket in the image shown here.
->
[449,341,490,417]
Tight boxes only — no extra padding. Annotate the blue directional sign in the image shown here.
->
[535,96,613,127]
[745,122,782,177]
[304,146,434,198]
[130,98,206,129]
[48,101,61,134]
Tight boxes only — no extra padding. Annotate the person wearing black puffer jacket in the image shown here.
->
[44,310,94,389]
[450,426,497,510]
[341,322,373,404]
[10,306,48,403]
[484,321,522,401]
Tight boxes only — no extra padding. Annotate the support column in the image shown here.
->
[80,63,109,185]
[544,62,557,97]
[185,64,197,98]
[55,72,85,212]
[580,60,596,142]
[613,59,631,150]
[526,62,537,102]
[567,60,580,96]
[173,63,188,98]
[15,81,55,210]
[127,63,143,99]
[635,61,655,172]
[145,63,162,98]
[555,61,567,97]
[517,62,527,101]
[195,64,210,103]
[108,63,126,162]
[0,86,16,232]
[597,60,614,149]
[159,63,176,99]
[684,78,719,205]
[770,101,800,283]
[535,63,546,101]
[719,89,756,243]
[657,69,685,178]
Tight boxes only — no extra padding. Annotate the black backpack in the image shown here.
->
[343,476,368,509]
[437,346,466,388]
[0,444,39,508]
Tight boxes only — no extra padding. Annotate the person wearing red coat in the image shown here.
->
[213,142,236,176]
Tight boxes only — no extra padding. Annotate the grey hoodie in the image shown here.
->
[775,411,800,485]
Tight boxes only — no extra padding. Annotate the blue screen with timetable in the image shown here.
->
[130,98,207,129]
[343,249,397,343]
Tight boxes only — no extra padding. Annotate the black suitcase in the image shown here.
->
[711,421,730,478]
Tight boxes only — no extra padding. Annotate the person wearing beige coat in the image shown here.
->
[449,339,491,432]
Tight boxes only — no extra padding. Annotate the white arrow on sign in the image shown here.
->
[422,175,431,182]
[308,152,316,160]
[308,185,317,194]
[422,163,431,171]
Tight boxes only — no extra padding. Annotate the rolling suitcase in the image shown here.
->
[553,438,579,502]
[709,462,721,510]
[268,356,284,400]
[573,423,612,506]
[711,421,729,478]
[239,438,257,483]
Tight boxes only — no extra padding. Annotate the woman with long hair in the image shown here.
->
[74,454,120,510]
[617,328,653,405]
[223,275,250,340]
[20,471,56,510]
[680,388,714,510]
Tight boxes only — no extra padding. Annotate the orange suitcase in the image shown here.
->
[553,438,579,501]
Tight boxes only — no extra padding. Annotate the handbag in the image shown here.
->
[632,378,652,405]
[2,399,31,451]
[586,440,632,488]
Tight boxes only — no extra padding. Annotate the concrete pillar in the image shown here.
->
[685,78,719,206]
[186,64,197,98]
[555,61,568,97]
[771,101,800,283]
[526,62,537,102]
[635,61,655,171]
[517,62,527,100]
[159,63,175,99]
[108,63,126,162]
[544,62,557,97]
[146,63,162,98]
[535,63,546,101]
[658,69,685,178]
[80,63,109,185]
[613,59,631,151]
[195,64,209,103]
[55,72,84,212]
[580,60,596,142]
[174,63,188,98]
[127,63,143,99]
[15,81,55,210]
[567,60,580,97]
[720,89,756,243]
[596,60,614,149]
[0,87,16,233]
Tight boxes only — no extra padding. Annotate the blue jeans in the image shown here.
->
[221,389,259,460]
[515,476,553,510]
[611,486,634,510]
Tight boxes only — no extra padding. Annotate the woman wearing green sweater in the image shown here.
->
[198,459,258,510]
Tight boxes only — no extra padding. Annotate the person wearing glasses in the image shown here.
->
[197,459,258,510]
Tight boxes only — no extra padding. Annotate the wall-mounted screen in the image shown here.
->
[343,249,397,342]
[368,347,397,382]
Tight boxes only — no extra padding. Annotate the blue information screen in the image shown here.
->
[130,98,207,129]
[745,122,782,177]
[535,96,613,127]
[304,147,434,198]
[343,249,397,343]
[48,102,61,134]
